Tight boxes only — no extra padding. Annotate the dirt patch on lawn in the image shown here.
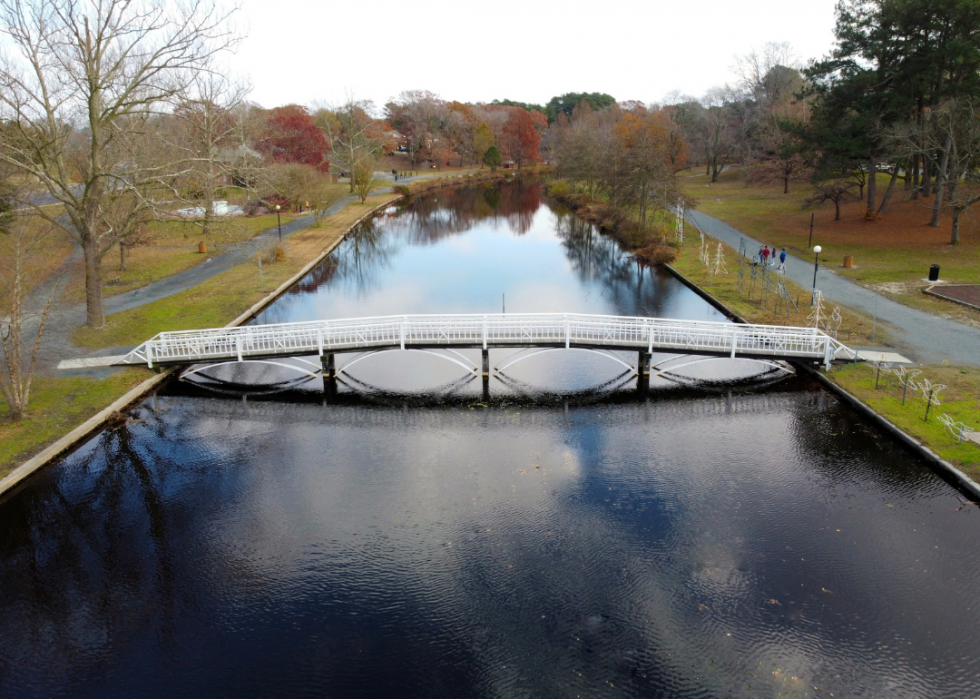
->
[928,284,980,309]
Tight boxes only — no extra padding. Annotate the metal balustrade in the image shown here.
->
[115,313,855,370]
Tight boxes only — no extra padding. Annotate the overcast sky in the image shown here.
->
[234,0,839,111]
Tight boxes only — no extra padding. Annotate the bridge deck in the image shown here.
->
[116,313,854,369]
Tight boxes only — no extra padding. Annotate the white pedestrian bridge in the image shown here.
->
[114,313,856,380]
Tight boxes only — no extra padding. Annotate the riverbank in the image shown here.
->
[0,194,397,484]
[678,168,980,330]
[0,170,546,489]
[540,177,980,483]
[663,226,980,483]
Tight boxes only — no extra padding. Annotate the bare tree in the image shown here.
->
[325,93,383,193]
[0,0,240,327]
[386,90,445,169]
[308,179,346,227]
[0,214,60,419]
[925,98,980,244]
[172,73,252,244]
[263,163,320,209]
[806,178,858,221]
[699,87,739,182]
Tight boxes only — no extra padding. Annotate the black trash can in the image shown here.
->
[929,264,940,282]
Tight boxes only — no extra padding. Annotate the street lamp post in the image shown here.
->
[275,204,282,240]
[811,245,822,302]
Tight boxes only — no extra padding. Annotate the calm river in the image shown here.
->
[2,181,979,698]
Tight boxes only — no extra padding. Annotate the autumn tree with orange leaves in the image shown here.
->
[552,102,688,230]
[502,109,542,169]
[613,112,674,226]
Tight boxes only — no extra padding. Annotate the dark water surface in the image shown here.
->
[2,182,979,698]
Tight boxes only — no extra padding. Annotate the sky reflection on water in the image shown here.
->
[1,181,979,698]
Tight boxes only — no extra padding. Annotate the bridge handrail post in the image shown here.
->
[317,329,323,356]
[565,314,570,349]
[483,316,488,349]
[730,329,737,358]
[400,317,406,350]
[236,335,243,362]
[146,342,153,369]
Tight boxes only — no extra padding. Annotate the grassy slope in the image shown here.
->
[828,363,980,480]
[0,194,397,479]
[0,370,151,470]
[679,168,980,328]
[668,219,979,480]
[670,229,884,346]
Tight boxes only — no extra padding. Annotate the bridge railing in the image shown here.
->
[119,313,852,368]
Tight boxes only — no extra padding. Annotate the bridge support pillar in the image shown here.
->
[322,353,337,397]
[481,349,490,401]
[637,351,652,393]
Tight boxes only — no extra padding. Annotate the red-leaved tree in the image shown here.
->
[259,105,330,171]
[502,109,542,169]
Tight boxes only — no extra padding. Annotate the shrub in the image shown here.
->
[634,244,679,266]
[547,179,571,198]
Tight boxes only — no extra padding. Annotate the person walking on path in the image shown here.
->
[762,246,771,266]
[684,207,980,365]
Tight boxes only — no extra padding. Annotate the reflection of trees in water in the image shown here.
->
[404,180,542,242]
[0,403,300,686]
[554,212,676,316]
[277,215,402,306]
[0,411,201,678]
[268,181,545,307]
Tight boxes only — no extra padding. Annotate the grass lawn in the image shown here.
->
[1,194,397,478]
[0,369,151,477]
[829,363,980,481]
[0,213,76,306]
[670,228,886,347]
[99,214,295,298]
[679,168,980,327]
[669,226,980,480]
[73,195,399,349]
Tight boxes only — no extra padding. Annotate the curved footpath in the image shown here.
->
[33,183,418,370]
[686,210,980,367]
[104,189,402,316]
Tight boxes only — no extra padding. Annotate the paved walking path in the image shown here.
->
[686,210,980,366]
[105,191,387,316]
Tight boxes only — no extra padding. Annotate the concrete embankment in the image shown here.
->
[664,261,980,501]
[0,198,402,502]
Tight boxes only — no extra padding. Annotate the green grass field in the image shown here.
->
[0,370,152,472]
[100,214,295,298]
[829,363,980,480]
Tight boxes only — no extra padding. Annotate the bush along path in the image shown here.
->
[686,209,980,367]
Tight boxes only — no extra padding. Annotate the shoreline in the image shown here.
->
[0,196,404,503]
[664,260,980,501]
[0,169,543,501]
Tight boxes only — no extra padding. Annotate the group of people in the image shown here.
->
[758,245,787,270]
